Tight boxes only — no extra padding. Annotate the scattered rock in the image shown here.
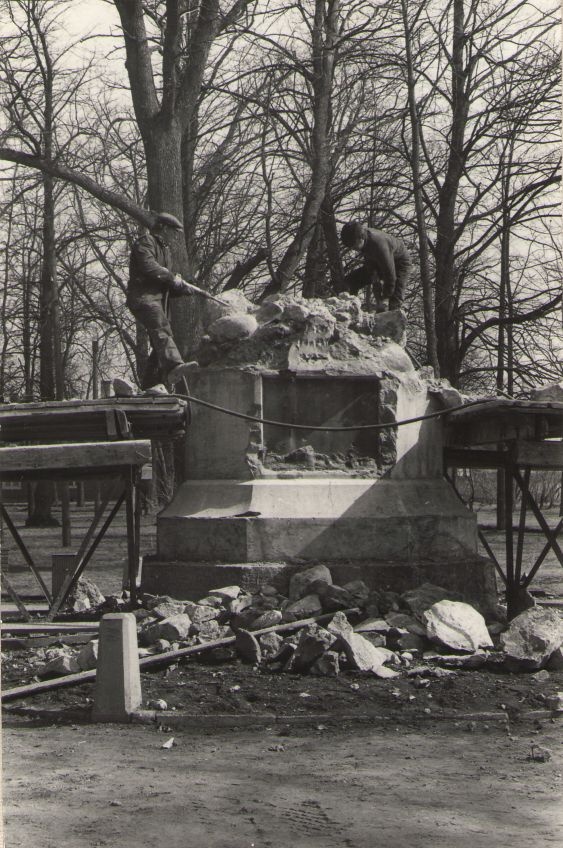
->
[208,313,258,343]
[148,699,168,711]
[385,612,427,637]
[152,601,186,620]
[143,613,192,644]
[289,565,332,602]
[67,577,105,612]
[259,632,284,659]
[328,612,391,673]
[402,583,461,617]
[310,651,340,677]
[342,580,370,607]
[284,445,316,467]
[546,648,563,671]
[500,607,563,671]
[184,603,220,626]
[208,585,241,602]
[395,633,427,652]
[423,650,489,669]
[235,629,262,664]
[39,654,80,677]
[354,618,390,634]
[249,610,283,631]
[314,582,353,612]
[423,600,493,653]
[77,640,99,671]
[286,624,335,673]
[195,620,223,642]
[282,594,323,622]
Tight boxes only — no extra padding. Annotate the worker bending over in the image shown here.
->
[340,221,412,312]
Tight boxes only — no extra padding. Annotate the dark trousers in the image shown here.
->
[126,294,183,388]
[343,253,411,311]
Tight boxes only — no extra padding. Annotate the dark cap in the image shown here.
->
[341,220,364,248]
[152,212,184,231]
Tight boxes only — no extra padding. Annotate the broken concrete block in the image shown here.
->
[152,638,172,652]
[310,650,340,677]
[144,613,192,644]
[402,583,461,617]
[196,620,223,642]
[283,302,311,324]
[249,610,283,631]
[396,633,427,652]
[229,594,254,615]
[423,650,489,669]
[284,445,316,467]
[282,594,323,621]
[342,580,370,607]
[77,640,99,671]
[67,577,105,612]
[259,631,283,659]
[40,654,80,677]
[385,612,427,637]
[286,624,336,673]
[289,565,332,602]
[183,602,220,626]
[373,664,400,679]
[235,629,262,664]
[195,594,224,608]
[143,594,179,610]
[152,601,186,620]
[354,618,390,634]
[328,613,390,673]
[500,607,563,671]
[202,290,254,327]
[315,583,353,612]
[208,313,258,343]
[359,632,387,648]
[423,601,493,653]
[208,585,241,602]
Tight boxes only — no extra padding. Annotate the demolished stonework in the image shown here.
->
[31,572,563,691]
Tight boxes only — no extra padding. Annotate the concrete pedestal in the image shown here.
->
[92,613,142,722]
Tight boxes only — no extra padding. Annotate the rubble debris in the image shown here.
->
[77,640,99,671]
[285,624,335,673]
[39,652,80,677]
[328,611,394,674]
[67,577,106,613]
[500,607,563,672]
[423,600,493,653]
[289,565,332,602]
[401,583,462,616]
[282,594,323,622]
[148,699,168,711]
[545,692,563,712]
[310,651,340,677]
[142,613,192,644]
[259,632,283,659]
[235,629,262,664]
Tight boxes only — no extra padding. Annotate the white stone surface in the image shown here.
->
[423,600,493,653]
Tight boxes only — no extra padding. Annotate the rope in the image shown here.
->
[172,391,493,433]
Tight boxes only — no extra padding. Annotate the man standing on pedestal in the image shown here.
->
[340,221,412,312]
[125,212,197,392]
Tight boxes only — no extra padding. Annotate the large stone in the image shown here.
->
[385,612,427,637]
[144,613,192,643]
[342,580,370,607]
[315,583,353,613]
[40,654,80,677]
[259,631,284,659]
[152,601,186,620]
[328,612,390,673]
[310,651,340,677]
[202,290,254,327]
[67,577,105,612]
[77,640,99,671]
[235,629,262,664]
[402,583,462,617]
[500,608,563,671]
[423,601,493,653]
[286,624,335,673]
[289,565,332,602]
[249,609,283,631]
[183,602,220,625]
[282,594,323,622]
[208,313,258,343]
[208,585,241,602]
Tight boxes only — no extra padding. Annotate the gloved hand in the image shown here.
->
[172,274,195,296]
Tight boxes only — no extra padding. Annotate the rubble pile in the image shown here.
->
[27,568,563,686]
[195,291,414,376]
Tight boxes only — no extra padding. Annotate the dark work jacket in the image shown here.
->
[127,233,178,299]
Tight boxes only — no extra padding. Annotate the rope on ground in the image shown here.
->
[172,392,493,433]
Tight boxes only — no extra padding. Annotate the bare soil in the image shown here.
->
[2,501,563,846]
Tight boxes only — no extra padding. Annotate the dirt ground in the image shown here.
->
[2,501,563,846]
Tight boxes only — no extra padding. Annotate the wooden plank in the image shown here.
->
[0,440,151,476]
[513,440,563,470]
[2,621,99,634]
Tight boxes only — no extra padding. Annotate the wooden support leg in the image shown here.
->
[504,465,517,619]
[0,503,52,603]
[1,573,32,621]
[124,470,139,609]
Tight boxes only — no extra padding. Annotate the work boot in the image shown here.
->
[143,384,169,397]
[166,361,198,389]
[113,377,136,397]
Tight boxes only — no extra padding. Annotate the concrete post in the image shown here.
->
[92,613,142,721]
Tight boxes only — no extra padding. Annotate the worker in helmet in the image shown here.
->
[340,221,412,312]
[125,212,197,392]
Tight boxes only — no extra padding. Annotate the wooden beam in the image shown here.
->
[512,440,563,470]
[0,440,151,476]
